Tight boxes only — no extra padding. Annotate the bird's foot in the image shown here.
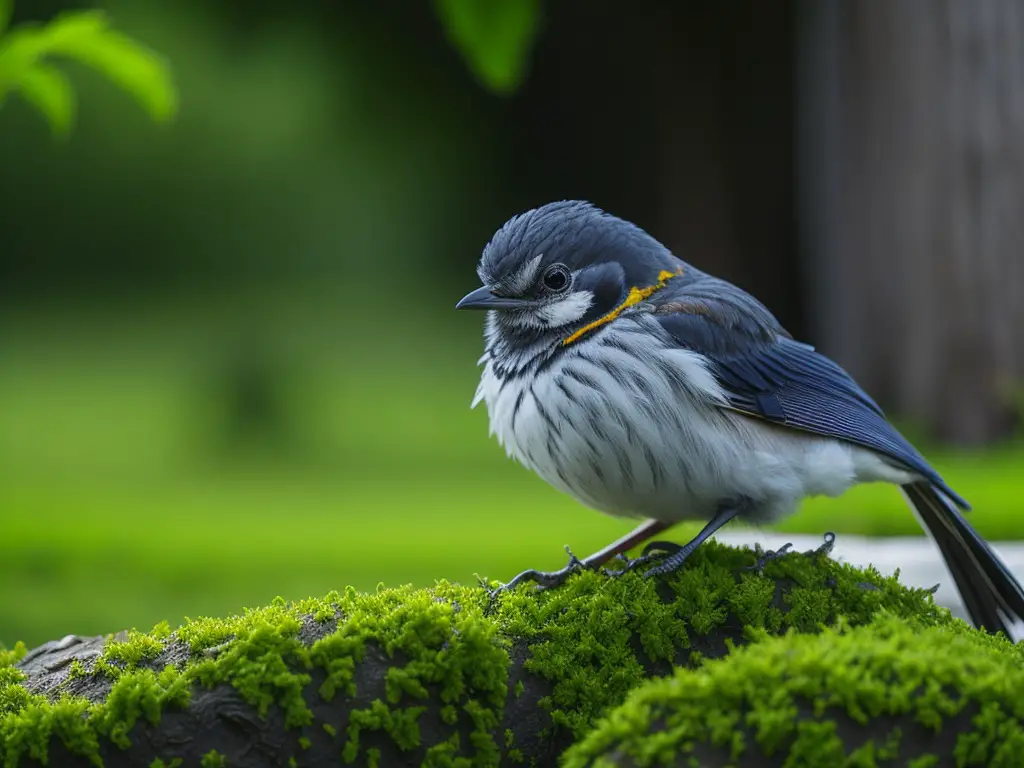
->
[746,531,837,574]
[745,541,795,574]
[603,540,680,577]
[640,541,697,579]
[815,531,837,557]
[486,545,591,600]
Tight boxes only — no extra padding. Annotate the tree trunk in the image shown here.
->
[654,0,801,334]
[797,0,1024,446]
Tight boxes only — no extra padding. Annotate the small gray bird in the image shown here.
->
[456,200,1024,636]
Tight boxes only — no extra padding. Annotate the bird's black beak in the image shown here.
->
[455,286,534,311]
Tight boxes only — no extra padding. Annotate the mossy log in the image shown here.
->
[563,614,1024,767]
[0,541,955,768]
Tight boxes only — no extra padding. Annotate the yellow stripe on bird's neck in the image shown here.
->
[562,267,682,346]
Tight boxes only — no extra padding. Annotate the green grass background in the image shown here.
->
[2,290,1021,649]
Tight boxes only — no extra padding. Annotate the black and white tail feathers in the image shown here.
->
[903,481,1024,637]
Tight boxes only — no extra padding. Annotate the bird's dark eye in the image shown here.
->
[542,264,571,293]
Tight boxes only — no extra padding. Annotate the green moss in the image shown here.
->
[200,748,227,767]
[92,625,173,682]
[190,613,313,729]
[342,699,426,761]
[101,630,164,671]
[2,584,484,765]
[563,614,1024,767]
[94,665,191,750]
[149,758,183,768]
[494,538,950,741]
[65,660,87,680]
[0,540,951,767]
[322,721,337,738]
[420,733,483,767]
[727,573,783,631]
[310,581,508,765]
[149,621,173,641]
[0,667,32,715]
[0,644,26,669]
[2,692,102,766]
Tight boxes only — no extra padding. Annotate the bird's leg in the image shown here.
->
[746,531,837,574]
[579,519,672,570]
[642,503,744,578]
[488,519,672,597]
[604,539,683,576]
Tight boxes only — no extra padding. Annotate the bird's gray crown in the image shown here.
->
[477,200,679,291]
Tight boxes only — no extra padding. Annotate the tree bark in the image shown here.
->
[797,0,1024,446]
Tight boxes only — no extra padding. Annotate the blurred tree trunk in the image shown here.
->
[512,0,802,333]
[653,1,801,333]
[798,0,1024,446]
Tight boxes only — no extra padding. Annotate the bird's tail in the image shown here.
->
[902,481,1024,636]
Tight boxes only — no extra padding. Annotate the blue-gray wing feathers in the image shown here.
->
[651,297,969,510]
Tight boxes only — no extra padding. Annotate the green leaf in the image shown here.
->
[0,8,177,132]
[16,61,74,135]
[0,10,109,86]
[25,8,108,46]
[434,0,542,95]
[44,11,177,122]
[0,27,49,106]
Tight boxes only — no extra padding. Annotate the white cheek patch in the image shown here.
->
[534,290,594,327]
[496,290,594,332]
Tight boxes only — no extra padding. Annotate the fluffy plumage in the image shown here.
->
[460,200,1024,636]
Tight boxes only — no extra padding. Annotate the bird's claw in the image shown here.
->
[745,541,795,574]
[603,540,679,577]
[641,547,694,579]
[746,532,837,574]
[485,545,591,601]
[603,553,649,578]
[815,531,837,557]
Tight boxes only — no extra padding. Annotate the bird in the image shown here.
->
[455,199,1024,637]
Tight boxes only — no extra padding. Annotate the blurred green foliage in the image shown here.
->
[0,0,175,135]
[434,0,542,94]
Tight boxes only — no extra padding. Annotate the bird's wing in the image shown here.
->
[648,286,968,508]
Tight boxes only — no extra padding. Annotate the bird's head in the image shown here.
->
[456,201,687,354]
